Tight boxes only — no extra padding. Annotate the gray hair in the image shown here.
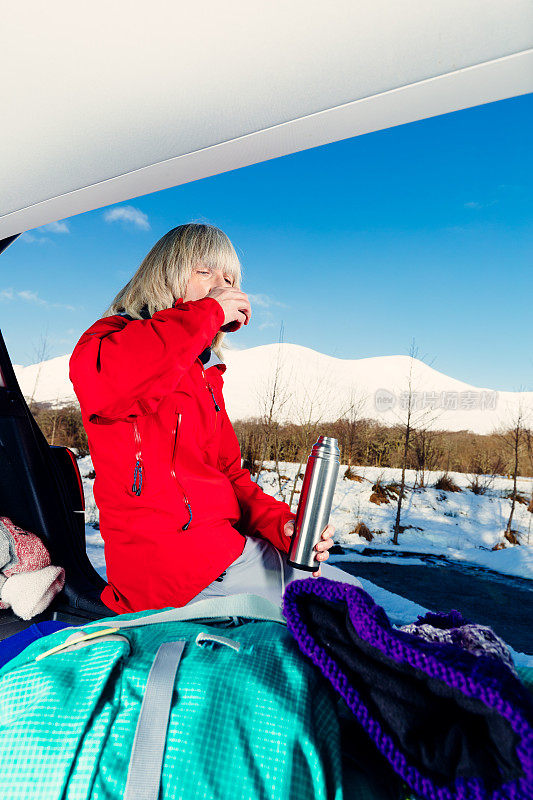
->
[102,222,243,357]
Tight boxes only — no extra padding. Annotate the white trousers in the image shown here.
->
[186,535,362,608]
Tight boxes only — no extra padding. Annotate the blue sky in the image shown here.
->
[1,93,531,391]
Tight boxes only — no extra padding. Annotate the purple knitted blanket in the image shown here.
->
[282,577,533,800]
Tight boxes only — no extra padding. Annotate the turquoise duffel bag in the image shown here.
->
[0,594,343,800]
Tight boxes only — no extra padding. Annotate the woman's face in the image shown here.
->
[183,264,234,302]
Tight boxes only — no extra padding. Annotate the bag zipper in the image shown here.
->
[131,419,144,496]
[171,412,193,530]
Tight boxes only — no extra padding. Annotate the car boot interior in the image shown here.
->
[0,329,115,641]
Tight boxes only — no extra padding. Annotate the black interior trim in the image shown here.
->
[0,234,20,257]
[0,327,115,639]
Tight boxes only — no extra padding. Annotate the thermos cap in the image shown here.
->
[311,436,340,461]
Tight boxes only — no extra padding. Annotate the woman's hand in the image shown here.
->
[207,286,252,332]
[283,521,335,578]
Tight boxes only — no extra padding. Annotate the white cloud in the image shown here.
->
[20,232,52,244]
[104,205,150,230]
[47,331,77,347]
[255,309,276,330]
[248,293,287,309]
[18,290,48,306]
[41,220,70,234]
[1,289,75,311]
[20,220,70,244]
[246,294,287,332]
[464,199,497,210]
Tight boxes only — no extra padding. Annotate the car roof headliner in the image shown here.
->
[0,1,531,240]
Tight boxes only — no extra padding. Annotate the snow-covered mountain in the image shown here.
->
[12,343,533,434]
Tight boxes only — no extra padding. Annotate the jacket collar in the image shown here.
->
[200,348,223,370]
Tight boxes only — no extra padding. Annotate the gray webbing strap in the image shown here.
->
[123,640,186,800]
[71,593,286,632]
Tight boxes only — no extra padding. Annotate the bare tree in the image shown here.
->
[49,390,63,446]
[524,426,533,544]
[336,387,367,468]
[254,323,291,486]
[391,340,443,545]
[28,328,51,414]
[465,445,503,495]
[412,427,444,489]
[495,404,529,542]
[286,366,338,511]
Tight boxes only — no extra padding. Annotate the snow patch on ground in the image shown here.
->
[80,457,533,664]
[255,462,533,579]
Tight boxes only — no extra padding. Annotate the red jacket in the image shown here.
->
[69,296,295,613]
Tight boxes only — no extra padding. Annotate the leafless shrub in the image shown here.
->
[369,479,403,505]
[468,475,489,495]
[434,473,462,493]
[504,529,521,545]
[502,490,528,506]
[349,521,373,541]
[343,466,363,482]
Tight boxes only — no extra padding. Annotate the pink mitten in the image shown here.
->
[0,516,51,576]
[0,517,64,618]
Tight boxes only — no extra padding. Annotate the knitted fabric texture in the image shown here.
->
[0,517,65,617]
[0,517,51,576]
[400,609,517,676]
[282,577,533,800]
[1,566,65,620]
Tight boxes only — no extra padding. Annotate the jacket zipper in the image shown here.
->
[207,382,220,411]
[131,419,144,496]
[198,358,220,410]
[131,361,217,518]
[171,412,193,530]
[199,361,220,439]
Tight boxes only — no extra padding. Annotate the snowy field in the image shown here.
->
[254,462,533,580]
[79,456,533,665]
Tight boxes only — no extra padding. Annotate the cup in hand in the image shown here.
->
[207,286,251,333]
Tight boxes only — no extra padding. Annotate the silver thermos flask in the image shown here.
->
[287,436,340,571]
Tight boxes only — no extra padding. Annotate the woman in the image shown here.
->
[69,223,339,614]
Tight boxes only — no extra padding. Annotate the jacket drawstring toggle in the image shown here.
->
[207,383,220,412]
[132,460,144,496]
[182,497,193,530]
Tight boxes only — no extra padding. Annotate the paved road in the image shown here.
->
[334,553,533,653]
